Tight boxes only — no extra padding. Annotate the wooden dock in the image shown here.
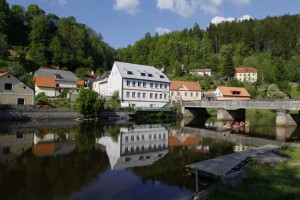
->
[186,144,280,178]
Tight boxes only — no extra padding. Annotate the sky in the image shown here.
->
[6,0,300,49]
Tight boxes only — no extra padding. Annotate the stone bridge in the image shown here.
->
[182,100,300,126]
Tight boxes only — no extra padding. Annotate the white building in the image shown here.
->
[235,67,257,83]
[97,124,169,170]
[93,61,170,108]
[190,68,212,76]
[169,80,202,103]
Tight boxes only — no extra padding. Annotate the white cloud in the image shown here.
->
[211,16,235,24]
[155,27,171,35]
[239,14,252,21]
[230,0,251,6]
[58,0,67,6]
[156,0,199,18]
[113,0,140,15]
[209,0,224,6]
[156,0,252,18]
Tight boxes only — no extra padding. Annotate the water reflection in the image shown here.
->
[98,124,169,170]
[2,117,298,199]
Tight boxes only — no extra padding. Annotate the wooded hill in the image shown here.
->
[1,0,300,97]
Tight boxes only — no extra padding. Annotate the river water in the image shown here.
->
[0,116,299,200]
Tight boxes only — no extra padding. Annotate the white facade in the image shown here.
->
[235,68,258,83]
[35,87,56,97]
[97,124,169,170]
[93,62,170,108]
[190,69,212,76]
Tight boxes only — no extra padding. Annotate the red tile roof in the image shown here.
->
[35,76,56,88]
[170,80,201,91]
[77,79,84,85]
[217,86,250,97]
[235,67,257,73]
[0,72,9,77]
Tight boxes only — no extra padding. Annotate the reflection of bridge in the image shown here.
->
[182,100,300,126]
[183,127,287,147]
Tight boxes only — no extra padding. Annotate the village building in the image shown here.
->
[34,68,77,97]
[190,68,212,76]
[97,124,168,170]
[235,67,257,83]
[213,86,251,100]
[93,61,170,108]
[169,80,202,103]
[0,72,34,105]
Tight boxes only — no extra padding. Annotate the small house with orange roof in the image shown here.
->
[190,68,212,76]
[235,67,257,83]
[34,68,77,97]
[0,72,34,105]
[213,86,251,100]
[170,80,202,103]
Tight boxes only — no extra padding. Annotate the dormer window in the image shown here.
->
[160,75,164,78]
[54,74,63,79]
[148,74,153,77]
[127,71,133,75]
[141,73,146,76]
[232,91,241,95]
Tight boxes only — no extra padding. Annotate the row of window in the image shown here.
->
[126,80,168,89]
[236,73,256,76]
[124,144,167,154]
[170,92,199,98]
[124,133,167,142]
[126,92,168,99]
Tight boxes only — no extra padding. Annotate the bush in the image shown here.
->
[75,88,105,118]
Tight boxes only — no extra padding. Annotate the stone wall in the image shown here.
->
[0,110,82,121]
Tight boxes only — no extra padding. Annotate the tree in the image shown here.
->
[222,54,235,79]
[0,0,9,35]
[27,15,48,66]
[75,88,104,118]
[107,91,121,110]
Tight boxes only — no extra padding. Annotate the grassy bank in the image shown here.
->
[201,146,300,200]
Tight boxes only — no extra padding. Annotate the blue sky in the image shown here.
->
[6,0,300,49]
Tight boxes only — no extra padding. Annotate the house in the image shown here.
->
[97,124,168,170]
[0,72,34,105]
[93,61,170,108]
[34,68,77,97]
[213,86,251,100]
[190,68,212,76]
[170,80,202,103]
[235,67,257,83]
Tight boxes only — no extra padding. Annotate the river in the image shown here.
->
[0,116,299,200]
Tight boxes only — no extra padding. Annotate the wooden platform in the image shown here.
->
[186,144,280,178]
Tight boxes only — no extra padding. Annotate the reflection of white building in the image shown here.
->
[98,124,169,170]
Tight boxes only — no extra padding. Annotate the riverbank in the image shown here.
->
[199,145,300,200]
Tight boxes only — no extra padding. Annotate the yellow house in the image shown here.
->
[0,72,34,105]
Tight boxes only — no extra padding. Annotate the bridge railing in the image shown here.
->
[182,100,300,110]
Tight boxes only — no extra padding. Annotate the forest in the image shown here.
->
[1,0,300,98]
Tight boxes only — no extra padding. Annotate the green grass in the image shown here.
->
[290,84,300,100]
[201,147,300,200]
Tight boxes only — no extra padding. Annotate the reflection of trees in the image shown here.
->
[0,146,109,200]
[131,139,234,190]
[75,121,104,152]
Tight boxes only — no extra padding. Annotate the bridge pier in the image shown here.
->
[276,110,300,126]
[217,108,245,122]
